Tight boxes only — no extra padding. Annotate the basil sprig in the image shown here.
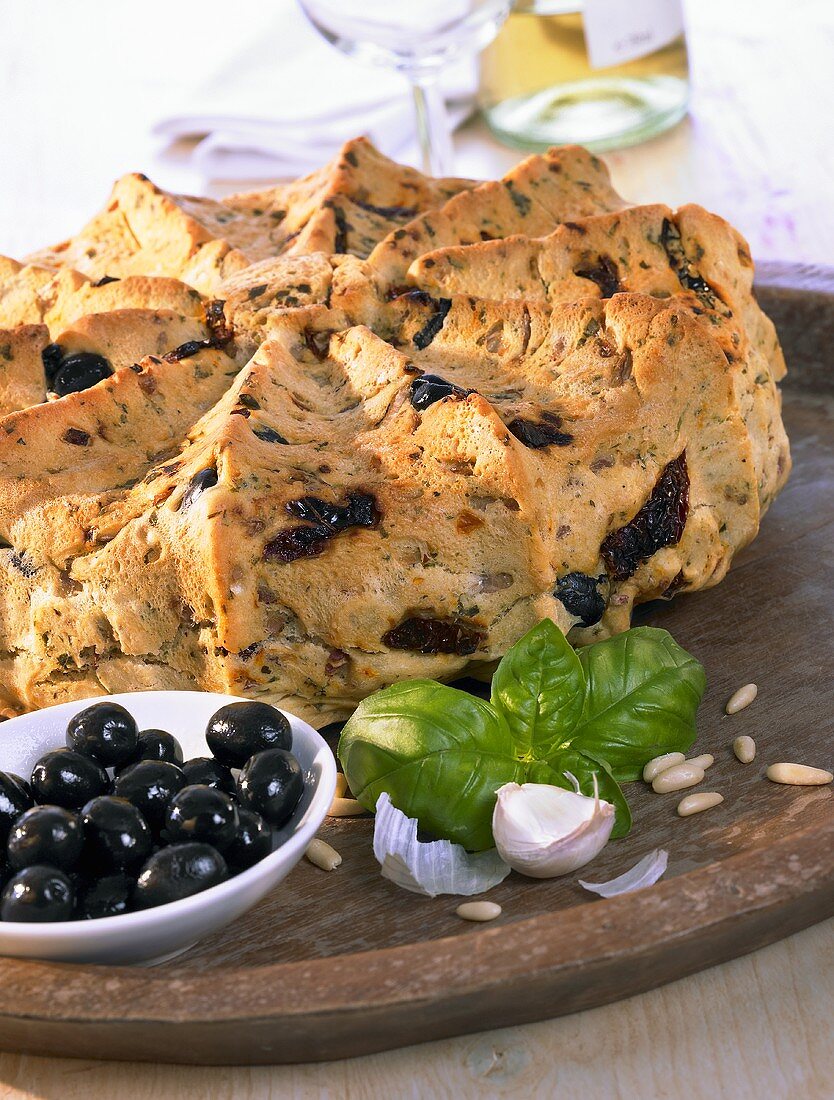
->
[339,621,705,851]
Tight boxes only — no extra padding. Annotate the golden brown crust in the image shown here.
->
[368,144,626,287]
[0,324,49,415]
[25,139,476,297]
[408,202,789,509]
[226,135,476,260]
[0,141,789,723]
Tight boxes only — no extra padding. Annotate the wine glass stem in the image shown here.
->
[412,75,454,177]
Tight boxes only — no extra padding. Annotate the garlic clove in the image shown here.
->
[491,780,615,879]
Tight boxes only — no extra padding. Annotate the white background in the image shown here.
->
[0,0,831,266]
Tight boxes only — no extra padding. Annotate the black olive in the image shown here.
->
[6,772,32,800]
[164,785,238,850]
[75,872,133,919]
[41,342,65,383]
[554,572,607,627]
[283,492,380,531]
[119,728,184,771]
[253,425,287,444]
[408,373,471,411]
[51,351,113,396]
[660,218,718,306]
[180,468,218,510]
[410,296,452,349]
[342,491,380,529]
[237,748,303,826]
[81,795,153,870]
[223,808,272,871]
[0,771,34,843]
[263,523,331,562]
[112,760,185,833]
[1,865,75,922]
[204,299,233,346]
[7,805,84,871]
[66,701,138,766]
[573,254,621,299]
[31,749,108,810]
[206,701,292,768]
[8,550,37,578]
[286,497,342,527]
[506,415,573,448]
[163,339,212,363]
[133,843,228,909]
[181,756,235,795]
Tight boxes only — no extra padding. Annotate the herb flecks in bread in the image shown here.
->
[0,141,789,724]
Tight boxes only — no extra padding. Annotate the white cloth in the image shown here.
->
[152,1,475,180]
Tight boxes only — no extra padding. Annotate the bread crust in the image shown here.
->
[0,142,789,723]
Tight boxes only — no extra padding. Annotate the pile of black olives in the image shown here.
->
[0,700,305,922]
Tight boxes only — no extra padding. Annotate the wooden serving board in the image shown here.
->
[0,264,831,1066]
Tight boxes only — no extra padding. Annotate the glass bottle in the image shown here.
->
[479,0,690,152]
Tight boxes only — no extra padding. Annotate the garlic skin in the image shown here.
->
[580,848,668,897]
[491,781,615,879]
[373,794,510,896]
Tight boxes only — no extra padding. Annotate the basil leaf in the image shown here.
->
[339,623,702,850]
[490,618,586,758]
[528,751,632,838]
[339,680,522,851]
[568,627,706,781]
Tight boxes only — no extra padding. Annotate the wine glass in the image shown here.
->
[297,0,511,177]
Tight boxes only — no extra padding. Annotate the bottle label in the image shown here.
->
[583,0,685,70]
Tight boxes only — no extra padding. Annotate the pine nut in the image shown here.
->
[766,763,833,786]
[328,796,366,817]
[687,753,714,771]
[726,683,757,714]
[334,773,348,798]
[733,735,756,764]
[456,901,502,922]
[643,752,686,782]
[304,838,342,871]
[652,762,705,793]
[677,791,724,817]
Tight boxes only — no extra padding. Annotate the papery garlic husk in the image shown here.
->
[579,848,668,897]
[491,780,615,879]
[373,793,510,897]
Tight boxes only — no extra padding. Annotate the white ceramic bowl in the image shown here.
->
[0,691,337,965]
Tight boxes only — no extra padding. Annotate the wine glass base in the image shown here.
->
[482,75,688,153]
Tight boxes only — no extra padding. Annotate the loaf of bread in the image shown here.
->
[0,139,789,724]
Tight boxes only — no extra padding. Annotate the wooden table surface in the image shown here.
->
[0,0,832,1096]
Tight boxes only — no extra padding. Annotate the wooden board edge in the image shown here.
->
[0,814,831,1064]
